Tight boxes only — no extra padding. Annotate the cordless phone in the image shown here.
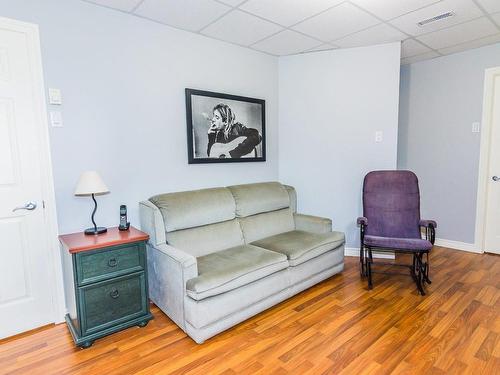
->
[118,205,130,231]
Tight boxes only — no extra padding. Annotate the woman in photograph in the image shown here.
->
[207,103,262,158]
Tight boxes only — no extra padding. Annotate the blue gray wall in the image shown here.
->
[398,42,500,244]
[0,0,279,234]
[279,44,401,248]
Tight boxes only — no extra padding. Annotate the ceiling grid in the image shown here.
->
[82,0,500,64]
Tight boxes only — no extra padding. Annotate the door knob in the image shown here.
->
[493,176,500,182]
[12,201,37,212]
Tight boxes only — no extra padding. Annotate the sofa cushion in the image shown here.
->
[186,244,288,301]
[238,208,295,243]
[252,230,345,266]
[228,182,290,217]
[167,219,244,257]
[283,185,297,213]
[150,187,235,232]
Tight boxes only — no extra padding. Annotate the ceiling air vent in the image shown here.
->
[417,11,455,27]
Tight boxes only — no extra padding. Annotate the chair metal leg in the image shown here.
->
[414,253,426,296]
[367,247,373,290]
[360,245,365,277]
[423,252,432,284]
[411,254,418,283]
[361,247,431,295]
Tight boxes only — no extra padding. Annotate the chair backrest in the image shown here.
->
[363,170,421,239]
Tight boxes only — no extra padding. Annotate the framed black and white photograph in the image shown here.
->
[185,88,266,164]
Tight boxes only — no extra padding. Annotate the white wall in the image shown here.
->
[0,0,279,234]
[398,42,500,244]
[279,43,401,247]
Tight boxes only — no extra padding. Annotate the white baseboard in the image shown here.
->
[345,247,395,259]
[434,238,481,253]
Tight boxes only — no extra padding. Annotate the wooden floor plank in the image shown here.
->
[0,246,498,375]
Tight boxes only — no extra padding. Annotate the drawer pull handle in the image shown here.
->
[109,289,120,299]
[108,258,118,267]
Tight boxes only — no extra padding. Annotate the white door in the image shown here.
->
[0,18,57,338]
[483,70,500,254]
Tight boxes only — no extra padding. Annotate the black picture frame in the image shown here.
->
[185,88,266,164]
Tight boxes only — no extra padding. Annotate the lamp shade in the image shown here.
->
[74,171,109,196]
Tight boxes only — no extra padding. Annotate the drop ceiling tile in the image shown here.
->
[201,10,283,46]
[217,0,246,6]
[475,0,500,14]
[438,33,500,54]
[240,0,343,27]
[134,0,231,31]
[416,17,498,50]
[334,23,406,48]
[252,30,321,55]
[492,12,500,26]
[401,51,440,65]
[292,2,380,42]
[389,0,483,36]
[84,0,143,12]
[401,39,433,58]
[306,43,338,52]
[350,0,440,21]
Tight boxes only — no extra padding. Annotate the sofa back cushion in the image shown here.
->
[228,182,291,217]
[283,185,297,213]
[150,187,236,232]
[167,219,244,257]
[239,208,295,243]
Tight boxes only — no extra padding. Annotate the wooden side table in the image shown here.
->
[59,226,153,348]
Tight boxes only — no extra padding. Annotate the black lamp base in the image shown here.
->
[84,227,108,235]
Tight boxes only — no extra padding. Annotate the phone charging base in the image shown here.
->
[119,222,130,231]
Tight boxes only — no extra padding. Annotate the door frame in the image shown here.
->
[474,66,500,253]
[0,17,65,324]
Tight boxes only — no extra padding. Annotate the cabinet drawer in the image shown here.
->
[76,243,145,285]
[80,272,147,336]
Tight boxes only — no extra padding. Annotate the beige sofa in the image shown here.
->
[139,182,345,343]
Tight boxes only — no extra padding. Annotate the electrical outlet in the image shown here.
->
[472,122,480,133]
[50,111,63,127]
[375,131,383,143]
[48,88,62,105]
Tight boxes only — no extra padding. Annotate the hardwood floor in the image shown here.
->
[1,247,499,374]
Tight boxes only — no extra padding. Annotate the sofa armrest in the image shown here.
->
[294,213,332,233]
[146,243,198,331]
[139,200,166,246]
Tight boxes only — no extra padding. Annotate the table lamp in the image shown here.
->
[74,171,109,235]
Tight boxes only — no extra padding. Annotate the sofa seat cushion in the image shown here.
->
[364,235,432,251]
[186,244,288,301]
[252,230,345,266]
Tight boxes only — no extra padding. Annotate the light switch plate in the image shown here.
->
[48,88,62,105]
[50,111,63,127]
[472,122,480,133]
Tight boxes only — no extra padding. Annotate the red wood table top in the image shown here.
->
[59,226,149,254]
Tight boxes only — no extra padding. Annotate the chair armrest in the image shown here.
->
[419,219,437,228]
[419,220,436,245]
[294,213,332,233]
[357,217,368,226]
[146,243,198,331]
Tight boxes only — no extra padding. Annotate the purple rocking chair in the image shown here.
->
[357,171,436,295]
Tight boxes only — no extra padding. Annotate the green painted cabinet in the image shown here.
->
[59,227,153,348]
